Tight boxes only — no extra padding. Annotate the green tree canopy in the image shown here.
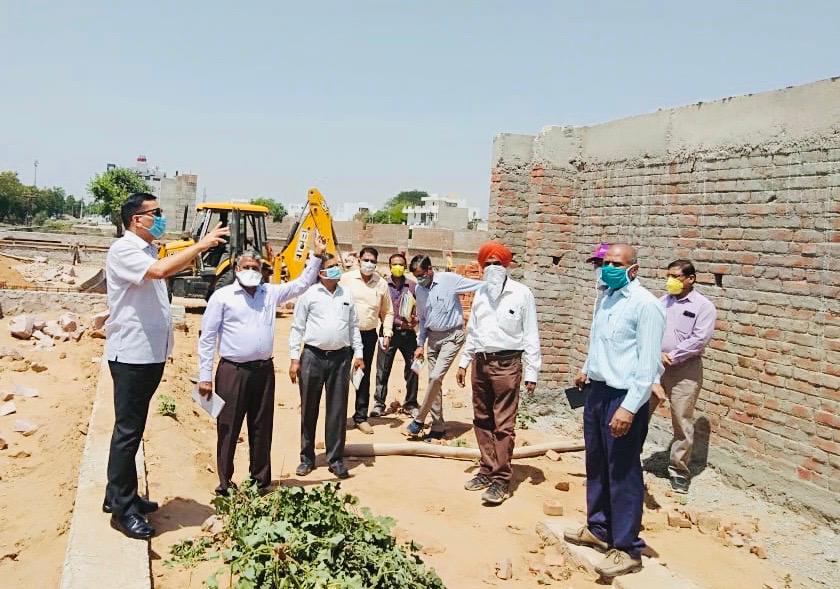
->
[250,197,287,222]
[87,168,152,236]
[369,189,429,224]
[0,171,25,223]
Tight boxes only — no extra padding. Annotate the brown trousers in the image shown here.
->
[471,352,522,484]
[661,356,703,478]
[215,357,275,493]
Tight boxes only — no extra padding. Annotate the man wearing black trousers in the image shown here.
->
[104,192,228,539]
[289,254,364,479]
[371,252,419,417]
[197,239,325,496]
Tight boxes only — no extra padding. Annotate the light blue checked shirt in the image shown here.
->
[583,278,666,414]
[415,271,482,347]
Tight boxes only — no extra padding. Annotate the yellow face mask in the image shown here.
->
[665,276,684,295]
[390,264,405,278]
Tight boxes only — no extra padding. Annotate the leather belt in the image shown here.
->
[476,350,523,362]
[221,357,273,369]
[304,345,352,357]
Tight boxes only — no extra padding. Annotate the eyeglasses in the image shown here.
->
[136,207,162,217]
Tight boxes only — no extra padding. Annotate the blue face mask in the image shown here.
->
[601,264,633,290]
[322,265,342,280]
[147,215,167,239]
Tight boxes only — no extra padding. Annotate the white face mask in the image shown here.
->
[360,260,376,275]
[484,264,507,299]
[236,269,262,288]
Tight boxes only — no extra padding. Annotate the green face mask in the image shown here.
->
[601,264,631,290]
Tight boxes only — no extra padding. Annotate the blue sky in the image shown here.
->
[2,1,838,214]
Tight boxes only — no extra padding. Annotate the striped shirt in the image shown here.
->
[583,278,666,414]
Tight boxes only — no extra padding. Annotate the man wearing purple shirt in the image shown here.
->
[655,259,717,494]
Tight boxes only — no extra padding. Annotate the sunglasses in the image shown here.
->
[136,207,163,218]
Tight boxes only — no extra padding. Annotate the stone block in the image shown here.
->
[0,401,16,416]
[10,315,34,339]
[59,312,79,332]
[90,310,109,330]
[667,511,692,528]
[543,499,564,516]
[13,419,38,436]
[554,480,570,492]
[697,514,721,534]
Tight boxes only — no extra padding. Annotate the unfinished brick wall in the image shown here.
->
[490,78,840,525]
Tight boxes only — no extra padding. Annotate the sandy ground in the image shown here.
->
[145,311,818,589]
[0,313,104,587]
[0,255,31,288]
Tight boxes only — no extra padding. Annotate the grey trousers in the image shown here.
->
[661,356,703,478]
[416,327,465,433]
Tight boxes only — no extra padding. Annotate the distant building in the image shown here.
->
[334,201,373,222]
[113,155,198,233]
[286,202,306,220]
[403,194,478,230]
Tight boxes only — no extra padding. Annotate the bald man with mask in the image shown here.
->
[568,244,665,579]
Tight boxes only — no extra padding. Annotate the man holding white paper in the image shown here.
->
[198,238,325,496]
[289,253,364,480]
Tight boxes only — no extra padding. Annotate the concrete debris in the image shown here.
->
[0,435,7,450]
[9,449,31,459]
[0,402,17,416]
[32,316,46,330]
[89,329,106,339]
[59,313,79,332]
[542,499,564,516]
[60,274,76,285]
[667,512,692,528]
[90,310,109,330]
[43,321,70,341]
[554,480,570,492]
[14,384,39,398]
[30,362,48,373]
[10,316,35,340]
[10,359,30,372]
[697,514,721,534]
[545,449,563,461]
[0,346,23,360]
[494,558,513,580]
[13,419,38,436]
[750,544,768,559]
[1,392,13,402]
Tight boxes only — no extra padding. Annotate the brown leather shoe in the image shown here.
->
[563,525,609,552]
[594,549,642,577]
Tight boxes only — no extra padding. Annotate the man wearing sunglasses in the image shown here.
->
[104,192,229,540]
[568,244,665,578]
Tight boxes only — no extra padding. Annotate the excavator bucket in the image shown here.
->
[276,188,339,282]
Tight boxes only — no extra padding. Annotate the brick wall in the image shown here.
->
[490,78,840,526]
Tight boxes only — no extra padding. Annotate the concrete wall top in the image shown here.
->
[508,77,840,167]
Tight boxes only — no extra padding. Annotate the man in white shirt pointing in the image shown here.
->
[456,242,541,505]
[198,236,326,496]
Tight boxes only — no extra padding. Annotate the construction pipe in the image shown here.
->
[343,440,585,461]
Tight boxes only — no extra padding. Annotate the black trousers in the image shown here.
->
[106,360,165,518]
[374,328,419,409]
[299,346,352,466]
[215,358,275,493]
[352,329,378,424]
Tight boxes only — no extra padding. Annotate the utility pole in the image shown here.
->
[33,159,39,188]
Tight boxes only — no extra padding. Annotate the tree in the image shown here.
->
[0,171,25,223]
[369,189,429,224]
[64,194,77,217]
[87,168,151,236]
[250,197,287,222]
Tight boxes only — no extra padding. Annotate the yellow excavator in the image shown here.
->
[160,187,339,300]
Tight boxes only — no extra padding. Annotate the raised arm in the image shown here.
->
[453,273,483,294]
[270,254,322,305]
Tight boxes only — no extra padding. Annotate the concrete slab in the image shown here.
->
[541,519,706,589]
[59,360,150,589]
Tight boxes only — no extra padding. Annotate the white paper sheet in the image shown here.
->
[410,359,423,375]
[192,386,226,419]
[351,367,364,390]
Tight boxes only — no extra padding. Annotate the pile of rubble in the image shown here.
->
[0,383,41,455]
[14,257,79,286]
[8,310,109,350]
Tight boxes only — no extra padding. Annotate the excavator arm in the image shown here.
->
[274,187,339,282]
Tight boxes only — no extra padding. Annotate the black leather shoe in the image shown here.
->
[328,461,350,479]
[110,513,155,539]
[102,497,159,515]
[295,462,314,477]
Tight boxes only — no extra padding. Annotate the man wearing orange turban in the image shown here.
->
[457,242,541,505]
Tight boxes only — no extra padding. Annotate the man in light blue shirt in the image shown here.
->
[566,244,665,579]
[404,254,481,439]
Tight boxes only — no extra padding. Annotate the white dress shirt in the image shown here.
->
[583,279,666,414]
[198,255,322,381]
[459,277,542,382]
[288,282,364,360]
[105,231,173,364]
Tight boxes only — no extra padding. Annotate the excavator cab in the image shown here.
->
[160,188,339,301]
